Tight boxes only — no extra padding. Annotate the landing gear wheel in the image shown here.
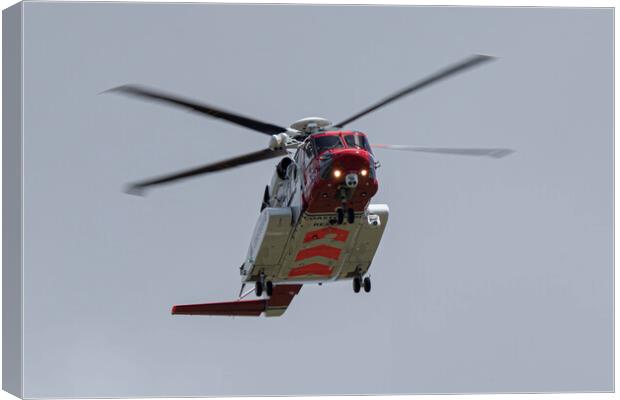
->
[336,208,345,225]
[266,280,274,296]
[353,277,361,293]
[347,208,355,224]
[363,277,371,293]
[255,281,263,297]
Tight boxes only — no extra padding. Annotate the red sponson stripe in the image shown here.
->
[295,244,341,261]
[288,263,333,277]
[303,227,349,243]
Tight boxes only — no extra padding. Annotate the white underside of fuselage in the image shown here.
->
[241,204,389,285]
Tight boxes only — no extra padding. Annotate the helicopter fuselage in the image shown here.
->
[240,130,388,295]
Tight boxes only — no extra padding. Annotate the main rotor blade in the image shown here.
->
[126,148,288,195]
[334,54,495,128]
[106,85,287,135]
[372,144,514,158]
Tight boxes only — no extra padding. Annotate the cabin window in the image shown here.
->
[313,135,343,154]
[344,134,372,153]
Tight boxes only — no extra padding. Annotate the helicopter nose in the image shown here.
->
[327,150,371,182]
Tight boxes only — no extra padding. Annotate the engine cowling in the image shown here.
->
[269,133,289,150]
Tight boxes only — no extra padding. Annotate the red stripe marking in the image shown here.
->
[288,263,333,277]
[295,245,341,261]
[303,227,349,243]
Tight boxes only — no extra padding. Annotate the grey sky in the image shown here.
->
[20,3,612,397]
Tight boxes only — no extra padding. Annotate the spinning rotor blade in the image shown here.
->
[106,85,287,135]
[126,148,288,195]
[335,54,495,128]
[373,144,514,158]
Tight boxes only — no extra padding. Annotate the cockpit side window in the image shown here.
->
[344,133,372,153]
[294,146,303,165]
[313,135,344,154]
[304,140,315,158]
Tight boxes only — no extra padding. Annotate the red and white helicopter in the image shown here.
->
[110,54,513,317]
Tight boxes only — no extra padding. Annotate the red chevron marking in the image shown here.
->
[295,245,341,261]
[288,263,333,277]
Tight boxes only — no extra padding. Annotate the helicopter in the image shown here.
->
[108,54,513,317]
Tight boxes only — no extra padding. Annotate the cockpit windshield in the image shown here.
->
[313,135,344,154]
[344,133,372,153]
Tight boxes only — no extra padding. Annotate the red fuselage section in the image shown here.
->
[296,131,378,214]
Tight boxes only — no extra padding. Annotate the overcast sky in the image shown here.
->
[20,3,612,397]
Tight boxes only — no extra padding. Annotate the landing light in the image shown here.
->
[333,169,342,178]
[360,169,368,177]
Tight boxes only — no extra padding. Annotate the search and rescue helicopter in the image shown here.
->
[108,54,513,317]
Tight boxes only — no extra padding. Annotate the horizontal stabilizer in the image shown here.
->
[171,284,302,317]
[172,299,266,316]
